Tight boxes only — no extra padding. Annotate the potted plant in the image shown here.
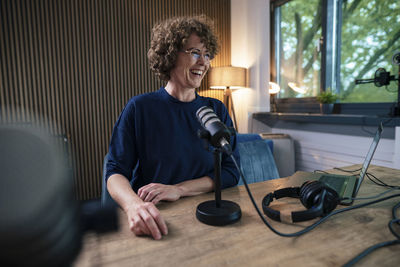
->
[316,91,338,114]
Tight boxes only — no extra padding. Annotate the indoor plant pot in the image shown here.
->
[316,91,338,114]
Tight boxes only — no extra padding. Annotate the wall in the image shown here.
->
[231,0,271,133]
[252,119,400,173]
[0,0,231,200]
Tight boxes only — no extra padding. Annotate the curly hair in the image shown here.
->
[147,15,219,81]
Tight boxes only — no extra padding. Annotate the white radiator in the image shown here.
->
[259,133,295,178]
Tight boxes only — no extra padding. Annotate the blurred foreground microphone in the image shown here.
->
[0,124,118,267]
[196,106,233,155]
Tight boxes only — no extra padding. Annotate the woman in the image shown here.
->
[106,16,240,240]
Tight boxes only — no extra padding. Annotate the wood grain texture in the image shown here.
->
[74,165,400,267]
[0,0,231,199]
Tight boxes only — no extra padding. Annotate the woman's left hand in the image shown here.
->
[138,183,183,204]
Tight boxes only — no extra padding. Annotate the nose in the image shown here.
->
[196,54,207,65]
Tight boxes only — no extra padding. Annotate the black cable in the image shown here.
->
[342,239,400,267]
[333,167,362,173]
[349,188,398,201]
[342,200,400,266]
[366,172,400,189]
[384,86,397,93]
[324,167,399,189]
[392,201,400,224]
[230,154,400,238]
[389,219,400,239]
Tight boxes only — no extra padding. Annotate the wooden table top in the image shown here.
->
[74,165,400,267]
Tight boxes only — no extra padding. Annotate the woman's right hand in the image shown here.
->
[124,200,168,240]
[107,174,168,240]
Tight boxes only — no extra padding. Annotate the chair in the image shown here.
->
[236,134,280,185]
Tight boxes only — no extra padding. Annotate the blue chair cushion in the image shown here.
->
[237,139,279,185]
[236,133,273,153]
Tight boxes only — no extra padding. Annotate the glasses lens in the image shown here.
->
[186,49,212,62]
[190,50,201,60]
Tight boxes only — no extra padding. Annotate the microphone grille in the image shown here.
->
[196,106,220,127]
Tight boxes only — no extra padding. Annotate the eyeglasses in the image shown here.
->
[181,49,213,62]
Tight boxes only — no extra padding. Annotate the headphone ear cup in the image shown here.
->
[320,186,340,214]
[300,181,340,215]
[300,181,323,208]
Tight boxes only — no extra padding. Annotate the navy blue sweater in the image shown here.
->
[105,87,240,192]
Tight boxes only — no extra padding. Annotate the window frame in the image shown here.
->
[269,0,399,117]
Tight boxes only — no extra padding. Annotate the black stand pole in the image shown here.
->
[196,148,241,226]
[394,66,400,116]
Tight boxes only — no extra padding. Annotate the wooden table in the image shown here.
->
[74,165,400,266]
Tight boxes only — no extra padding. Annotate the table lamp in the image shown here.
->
[208,66,247,129]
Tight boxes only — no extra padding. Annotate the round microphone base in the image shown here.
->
[196,200,241,226]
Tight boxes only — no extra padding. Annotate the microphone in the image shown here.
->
[196,106,232,155]
[194,106,241,226]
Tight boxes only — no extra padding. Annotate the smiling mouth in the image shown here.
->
[190,70,203,76]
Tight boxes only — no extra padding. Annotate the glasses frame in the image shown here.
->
[181,48,213,63]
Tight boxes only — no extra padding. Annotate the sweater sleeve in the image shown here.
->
[105,100,138,182]
[206,102,240,189]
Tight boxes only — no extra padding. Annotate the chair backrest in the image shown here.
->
[236,135,279,185]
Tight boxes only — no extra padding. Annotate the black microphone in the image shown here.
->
[196,106,232,155]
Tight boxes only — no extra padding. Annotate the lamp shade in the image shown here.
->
[208,66,247,89]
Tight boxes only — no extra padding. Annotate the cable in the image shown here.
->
[333,167,362,173]
[342,239,400,267]
[230,154,400,238]
[231,154,400,264]
[342,200,400,266]
[349,188,398,201]
[366,172,400,189]
[322,167,399,189]
[384,86,397,93]
[389,219,400,239]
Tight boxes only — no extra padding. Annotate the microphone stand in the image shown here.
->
[355,67,400,116]
[196,146,241,226]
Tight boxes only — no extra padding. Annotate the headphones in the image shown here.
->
[262,181,340,223]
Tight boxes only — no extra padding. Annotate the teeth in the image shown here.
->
[191,70,203,75]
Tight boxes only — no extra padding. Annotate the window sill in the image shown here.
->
[253,112,400,127]
[252,112,400,139]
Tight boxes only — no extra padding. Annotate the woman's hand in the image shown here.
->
[138,183,183,204]
[124,200,168,240]
[107,174,168,240]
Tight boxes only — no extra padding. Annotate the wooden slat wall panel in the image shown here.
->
[0,0,231,200]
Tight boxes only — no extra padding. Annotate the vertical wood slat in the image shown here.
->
[0,0,231,200]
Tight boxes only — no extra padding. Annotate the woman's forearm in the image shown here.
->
[176,176,215,197]
[107,173,142,212]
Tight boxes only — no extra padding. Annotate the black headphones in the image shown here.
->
[262,181,340,223]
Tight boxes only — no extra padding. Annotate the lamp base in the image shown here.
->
[196,200,241,226]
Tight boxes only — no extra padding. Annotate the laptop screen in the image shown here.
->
[354,124,383,195]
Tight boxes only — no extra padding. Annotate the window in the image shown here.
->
[273,0,322,98]
[271,0,400,113]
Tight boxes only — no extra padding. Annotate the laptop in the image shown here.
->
[305,124,383,205]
